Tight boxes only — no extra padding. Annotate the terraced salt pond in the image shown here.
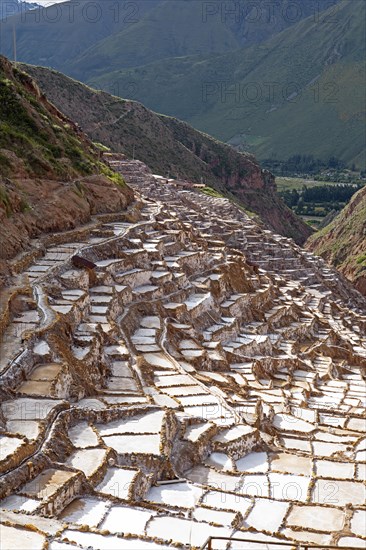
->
[0,162,365,549]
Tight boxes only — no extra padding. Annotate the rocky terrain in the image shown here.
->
[307,185,366,296]
[0,56,133,288]
[19,63,312,246]
[0,158,365,549]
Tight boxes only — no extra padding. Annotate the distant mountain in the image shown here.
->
[2,0,357,168]
[86,0,365,169]
[0,0,39,20]
[21,62,312,245]
[307,186,366,295]
[0,0,337,69]
[0,0,160,65]
[0,55,133,284]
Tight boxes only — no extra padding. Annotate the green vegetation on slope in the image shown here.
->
[0,0,336,73]
[0,55,134,286]
[307,185,366,292]
[86,0,365,168]
[0,57,108,180]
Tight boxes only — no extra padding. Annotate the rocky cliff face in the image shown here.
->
[21,63,312,245]
[0,56,134,286]
[307,185,366,295]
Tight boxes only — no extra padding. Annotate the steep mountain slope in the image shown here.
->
[0,55,133,285]
[22,63,312,245]
[0,0,337,75]
[307,186,366,295]
[0,0,160,66]
[66,0,337,81]
[87,0,365,168]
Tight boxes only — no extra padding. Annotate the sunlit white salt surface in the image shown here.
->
[312,440,347,457]
[153,394,180,408]
[268,473,310,501]
[350,510,366,537]
[5,420,40,440]
[312,479,366,506]
[355,438,366,452]
[97,411,164,436]
[347,417,366,431]
[49,542,79,550]
[213,424,254,442]
[66,448,107,477]
[143,353,176,369]
[1,510,63,536]
[2,398,62,420]
[273,414,314,432]
[187,466,243,493]
[244,498,289,533]
[147,482,204,508]
[270,452,312,475]
[280,436,312,452]
[316,459,354,479]
[202,490,251,515]
[33,340,50,356]
[140,316,161,329]
[179,339,200,350]
[0,435,24,460]
[206,452,234,470]
[101,506,154,535]
[0,494,40,512]
[240,474,270,497]
[193,506,237,526]
[355,450,366,461]
[185,422,213,442]
[338,536,366,548]
[68,422,99,448]
[59,497,110,527]
[236,452,268,473]
[0,524,45,550]
[185,293,211,310]
[75,398,106,410]
[102,434,161,454]
[155,374,193,387]
[61,530,171,549]
[282,528,333,546]
[96,468,137,499]
[287,504,344,531]
[319,413,346,428]
[147,515,233,547]
[110,361,133,377]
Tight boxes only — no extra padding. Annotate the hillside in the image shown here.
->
[0,0,336,71]
[65,0,337,81]
[21,63,312,245]
[0,0,160,67]
[85,0,365,168]
[307,185,366,295]
[0,55,133,286]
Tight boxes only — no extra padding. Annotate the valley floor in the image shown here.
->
[0,161,365,550]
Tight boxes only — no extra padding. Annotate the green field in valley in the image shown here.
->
[275,177,345,192]
[275,176,365,229]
